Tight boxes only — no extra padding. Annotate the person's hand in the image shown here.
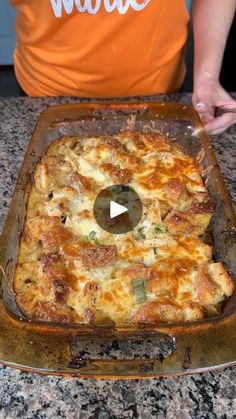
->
[192,76,236,135]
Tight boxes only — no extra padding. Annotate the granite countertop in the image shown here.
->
[0,95,235,419]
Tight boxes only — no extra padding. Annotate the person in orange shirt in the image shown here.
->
[11,0,236,134]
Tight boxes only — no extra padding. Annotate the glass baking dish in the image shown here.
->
[0,101,235,379]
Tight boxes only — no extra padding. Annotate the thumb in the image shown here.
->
[194,102,213,114]
[193,93,214,113]
[192,94,215,123]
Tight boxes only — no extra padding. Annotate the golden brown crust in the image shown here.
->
[165,211,196,235]
[122,264,153,280]
[70,171,93,193]
[100,163,132,184]
[147,258,195,299]
[182,302,204,322]
[41,254,67,280]
[163,179,190,205]
[185,202,215,215]
[80,245,117,269]
[164,202,214,237]
[195,264,221,306]
[23,215,61,243]
[53,279,70,304]
[196,262,234,309]
[132,300,183,323]
[106,137,123,149]
[33,301,76,323]
[132,300,204,323]
[208,262,234,296]
[41,227,72,254]
[60,240,93,259]
[34,156,72,193]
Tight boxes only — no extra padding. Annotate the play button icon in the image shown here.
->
[110,201,128,219]
[93,185,143,234]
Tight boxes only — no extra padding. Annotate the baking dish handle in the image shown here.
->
[61,320,236,378]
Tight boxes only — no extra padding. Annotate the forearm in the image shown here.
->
[193,0,236,86]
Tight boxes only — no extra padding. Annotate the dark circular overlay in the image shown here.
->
[93,185,143,234]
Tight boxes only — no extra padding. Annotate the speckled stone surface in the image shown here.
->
[0,95,235,419]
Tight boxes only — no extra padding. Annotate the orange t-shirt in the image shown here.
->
[11,0,189,97]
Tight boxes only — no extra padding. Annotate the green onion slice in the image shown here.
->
[132,278,147,305]
[137,226,146,239]
[88,231,96,240]
[154,223,166,234]
[88,231,99,245]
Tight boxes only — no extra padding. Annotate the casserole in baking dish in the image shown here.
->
[0,102,236,378]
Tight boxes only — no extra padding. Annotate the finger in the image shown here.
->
[204,113,236,135]
[215,99,236,111]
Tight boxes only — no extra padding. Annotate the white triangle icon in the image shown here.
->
[110,201,128,219]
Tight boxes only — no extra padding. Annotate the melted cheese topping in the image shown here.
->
[14,131,234,325]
